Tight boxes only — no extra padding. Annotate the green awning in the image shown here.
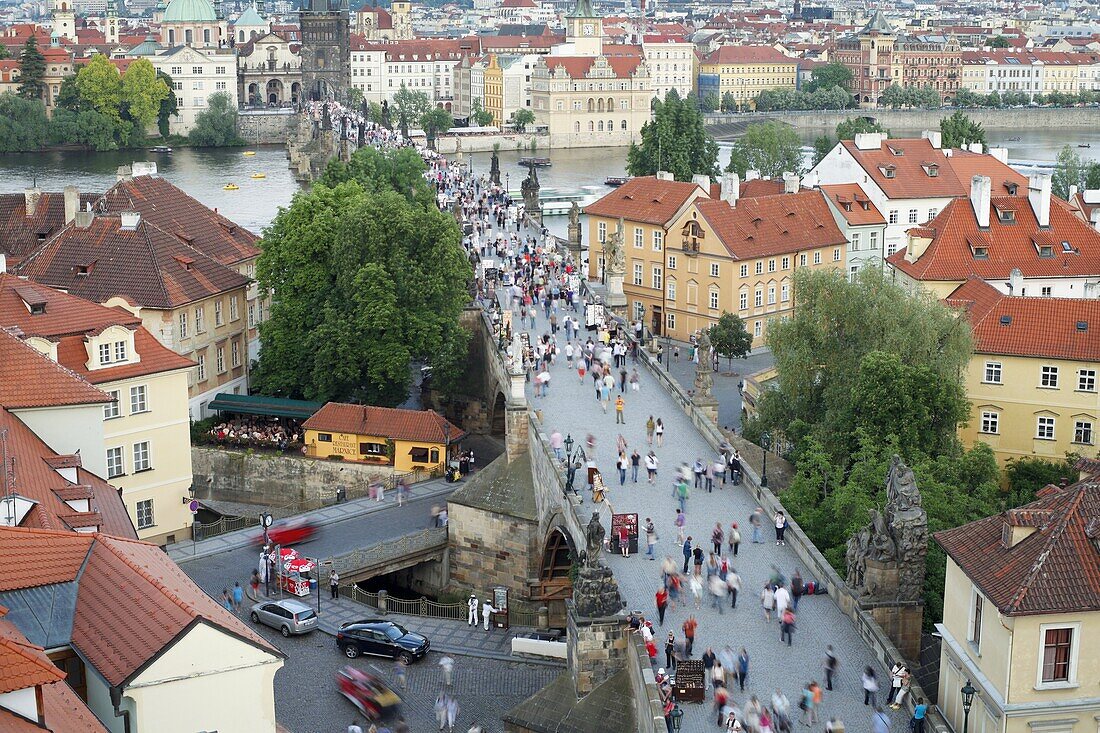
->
[207,393,323,420]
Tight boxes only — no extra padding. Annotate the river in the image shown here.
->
[1,124,1097,238]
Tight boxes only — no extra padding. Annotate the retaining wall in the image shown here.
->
[237,108,296,144]
[705,105,1100,133]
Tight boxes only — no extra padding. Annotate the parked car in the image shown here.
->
[335,620,430,663]
[337,666,401,720]
[250,599,318,637]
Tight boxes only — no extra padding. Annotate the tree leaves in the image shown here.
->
[626,89,719,182]
[725,121,802,179]
[939,110,987,150]
[189,92,243,147]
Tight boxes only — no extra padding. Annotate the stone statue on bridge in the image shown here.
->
[380,100,392,130]
[490,149,501,187]
[693,330,714,400]
[604,218,626,278]
[574,512,625,617]
[567,201,582,255]
[521,162,541,224]
[845,455,928,603]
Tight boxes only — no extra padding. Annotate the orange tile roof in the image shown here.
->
[888,196,1100,282]
[0,530,95,592]
[303,403,466,444]
[0,618,65,694]
[840,138,966,199]
[695,189,848,260]
[0,327,111,410]
[820,183,887,225]
[585,176,703,226]
[944,149,1027,196]
[542,48,644,79]
[945,277,1100,361]
[0,190,101,265]
[702,45,794,65]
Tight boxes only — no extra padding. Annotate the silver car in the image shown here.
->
[250,599,318,637]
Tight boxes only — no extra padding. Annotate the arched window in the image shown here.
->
[598,120,604,131]
[430,448,440,463]
[184,29,193,44]
[587,98,594,112]
[588,120,594,131]
[203,28,211,44]
[621,120,627,130]
[608,120,613,132]
[168,28,175,44]
[597,98,604,112]
[606,97,613,110]
[574,121,580,132]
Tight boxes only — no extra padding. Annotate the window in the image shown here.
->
[598,222,607,241]
[781,256,790,270]
[216,346,225,374]
[968,589,983,650]
[739,264,748,278]
[799,254,807,267]
[851,233,861,251]
[1079,369,1096,392]
[653,231,663,250]
[980,411,999,434]
[1041,286,1052,297]
[710,263,719,278]
[192,80,203,90]
[1037,416,1055,440]
[709,290,719,309]
[133,441,150,472]
[114,340,127,362]
[98,343,111,365]
[652,267,662,289]
[1074,420,1094,445]
[215,66,226,75]
[667,281,676,300]
[666,312,675,330]
[197,354,207,382]
[753,320,762,337]
[754,289,763,308]
[633,263,643,286]
[768,259,776,273]
[231,340,241,368]
[888,210,899,224]
[104,390,120,420]
[781,283,790,302]
[908,209,919,224]
[739,292,748,310]
[317,433,332,442]
[634,227,644,248]
[215,300,223,326]
[813,251,822,265]
[179,312,188,338]
[1040,625,1077,685]
[755,262,763,275]
[1040,365,1059,388]
[129,385,147,414]
[106,447,124,478]
[870,231,879,250]
[928,208,938,220]
[248,303,256,328]
[215,81,226,91]
[192,66,202,75]
[667,255,677,270]
[171,66,182,75]
[230,295,239,321]
[195,306,205,333]
[984,362,1002,384]
[833,248,841,262]
[136,499,154,529]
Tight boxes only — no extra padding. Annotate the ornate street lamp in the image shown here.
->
[670,704,684,730]
[961,680,976,733]
[760,432,771,488]
[564,434,577,495]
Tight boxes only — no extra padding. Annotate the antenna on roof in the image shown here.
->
[1,429,15,527]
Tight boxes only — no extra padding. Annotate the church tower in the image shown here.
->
[390,0,412,40]
[105,0,120,46]
[52,0,77,44]
[299,0,350,102]
[566,0,601,57]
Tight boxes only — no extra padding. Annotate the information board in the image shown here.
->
[674,659,706,703]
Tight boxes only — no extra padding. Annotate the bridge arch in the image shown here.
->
[534,521,575,607]
[489,391,506,437]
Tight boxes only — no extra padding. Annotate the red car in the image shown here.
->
[336,666,401,720]
[253,517,319,547]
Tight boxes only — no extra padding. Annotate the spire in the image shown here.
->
[862,9,893,33]
[566,0,596,18]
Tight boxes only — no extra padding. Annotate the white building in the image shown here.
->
[350,37,477,109]
[641,34,694,100]
[500,53,539,121]
[152,46,238,134]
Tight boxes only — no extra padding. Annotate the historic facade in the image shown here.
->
[237,30,302,105]
[299,0,350,101]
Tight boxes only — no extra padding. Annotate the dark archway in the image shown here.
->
[490,392,505,437]
[535,527,574,603]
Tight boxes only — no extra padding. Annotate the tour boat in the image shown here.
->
[243,151,257,156]
[604,176,630,187]
[250,173,266,179]
[149,145,172,154]
[518,157,552,167]
[1006,136,1020,142]
[224,183,240,191]
[1079,143,1092,148]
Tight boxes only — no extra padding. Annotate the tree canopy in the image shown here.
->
[420,107,453,143]
[189,92,243,147]
[880,84,942,109]
[0,92,49,152]
[509,107,535,132]
[469,98,493,127]
[120,58,169,129]
[254,146,471,406]
[392,84,431,133]
[626,89,718,182]
[708,312,753,369]
[17,36,46,101]
[811,117,888,166]
[939,110,987,149]
[725,121,802,179]
[805,62,853,94]
[1051,145,1100,200]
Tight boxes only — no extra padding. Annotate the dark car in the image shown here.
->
[335,620,430,663]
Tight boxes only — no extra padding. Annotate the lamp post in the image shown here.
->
[760,431,771,488]
[669,703,684,730]
[506,171,511,196]
[961,680,976,733]
[564,434,577,495]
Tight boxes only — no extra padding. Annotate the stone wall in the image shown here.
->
[625,633,667,733]
[705,105,1100,133]
[527,414,587,558]
[192,447,395,509]
[237,108,296,144]
[434,132,545,154]
[566,604,632,696]
[447,501,538,600]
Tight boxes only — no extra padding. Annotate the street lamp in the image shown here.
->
[760,431,771,488]
[506,171,511,196]
[669,704,684,730]
[564,434,578,495]
[961,680,976,733]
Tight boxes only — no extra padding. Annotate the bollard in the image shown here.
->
[537,606,550,630]
[378,589,388,615]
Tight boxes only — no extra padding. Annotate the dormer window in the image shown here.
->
[1038,244,1054,258]
[75,264,92,276]
[1005,182,1019,195]
[998,209,1016,223]
[29,303,45,315]
[880,165,896,179]
[681,220,704,255]
[1061,241,1073,253]
[923,163,939,177]
[97,339,129,366]
[972,246,988,259]
[888,145,903,156]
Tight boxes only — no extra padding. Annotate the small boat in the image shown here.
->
[243,151,257,156]
[250,173,266,179]
[1006,136,1020,142]
[518,156,552,167]
[1079,143,1092,148]
[224,184,240,191]
[605,176,630,187]
[149,145,172,154]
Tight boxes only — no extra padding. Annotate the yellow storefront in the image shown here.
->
[302,403,465,472]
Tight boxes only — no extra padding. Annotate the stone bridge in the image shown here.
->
[323,527,449,586]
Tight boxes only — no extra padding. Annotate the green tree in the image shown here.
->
[989,35,1011,48]
[420,106,453,145]
[319,145,434,205]
[707,312,753,370]
[49,108,119,151]
[121,58,169,130]
[720,91,737,112]
[1003,456,1080,509]
[939,110,987,149]
[835,116,887,140]
[1084,161,1100,190]
[253,174,471,405]
[880,84,906,109]
[0,92,49,151]
[805,61,853,94]
[699,92,720,112]
[74,54,123,123]
[725,121,802,179]
[17,36,46,101]
[1052,145,1084,200]
[188,91,243,147]
[509,107,535,132]
[55,75,87,112]
[367,101,384,125]
[155,70,178,138]
[626,89,719,182]
[392,84,430,132]
[469,97,493,127]
[347,87,364,108]
[811,134,833,167]
[0,44,10,60]
[953,88,982,107]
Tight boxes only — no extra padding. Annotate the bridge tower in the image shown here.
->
[299,0,350,102]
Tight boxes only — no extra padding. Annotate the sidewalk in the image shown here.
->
[169,479,456,563]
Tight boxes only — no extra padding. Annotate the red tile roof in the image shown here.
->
[17,214,252,310]
[702,45,794,65]
[945,277,1100,361]
[0,327,111,411]
[541,48,644,79]
[303,403,465,444]
[820,183,887,225]
[0,191,101,265]
[935,475,1100,616]
[0,527,105,593]
[945,149,1027,195]
[0,618,65,694]
[696,189,848,260]
[585,176,704,226]
[840,138,966,199]
[887,195,1100,282]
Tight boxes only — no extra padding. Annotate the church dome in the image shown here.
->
[163,0,217,22]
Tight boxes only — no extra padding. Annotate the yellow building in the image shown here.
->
[934,465,1100,733]
[699,45,797,109]
[483,54,505,125]
[303,403,466,473]
[586,174,848,347]
[946,278,1098,467]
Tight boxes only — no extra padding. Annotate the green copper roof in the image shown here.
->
[566,0,596,19]
[862,10,893,33]
[233,4,266,25]
[163,0,218,23]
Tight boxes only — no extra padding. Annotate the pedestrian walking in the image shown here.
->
[761,583,776,621]
[249,568,262,600]
[728,522,741,556]
[446,696,459,732]
[439,654,455,686]
[675,479,689,514]
[737,648,750,692]
[682,615,697,657]
[775,511,788,545]
[780,607,796,646]
[645,518,658,559]
[655,418,665,446]
[645,451,659,484]
[617,451,628,486]
[862,666,879,707]
[750,507,765,543]
[467,594,479,626]
[692,546,704,577]
[727,570,742,609]
[395,657,408,691]
[911,698,928,733]
[330,570,340,600]
[799,683,816,726]
[631,449,641,483]
[231,582,244,613]
[646,415,655,444]
[791,570,804,610]
[615,394,625,423]
[824,644,839,691]
[656,585,669,625]
[221,588,233,613]
[665,631,676,669]
[712,523,724,555]
[709,574,727,613]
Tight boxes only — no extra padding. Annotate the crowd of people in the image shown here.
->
[206,416,304,452]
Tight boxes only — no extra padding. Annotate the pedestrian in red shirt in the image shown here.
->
[682,615,698,657]
[656,587,669,626]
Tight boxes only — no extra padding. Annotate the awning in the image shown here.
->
[207,393,323,420]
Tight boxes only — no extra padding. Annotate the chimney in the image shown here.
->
[74,211,94,228]
[1069,185,1078,201]
[24,185,42,217]
[0,253,6,274]
[989,147,1008,164]
[745,169,761,182]
[782,172,800,194]
[132,161,158,177]
[1008,267,1023,295]
[655,170,674,181]
[854,132,886,150]
[1090,208,1100,232]
[721,172,740,207]
[920,130,942,149]
[1028,172,1051,228]
[971,175,991,228]
[692,174,711,191]
[968,142,984,154]
[63,185,80,225]
[116,165,133,182]
[119,212,141,231]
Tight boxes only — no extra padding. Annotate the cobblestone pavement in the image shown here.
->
[511,293,904,731]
